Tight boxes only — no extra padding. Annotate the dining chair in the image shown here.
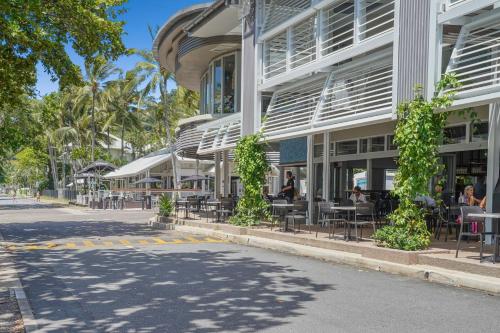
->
[345,202,376,242]
[317,201,344,239]
[456,206,492,261]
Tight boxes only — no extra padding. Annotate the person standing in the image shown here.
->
[282,171,295,203]
[473,176,486,200]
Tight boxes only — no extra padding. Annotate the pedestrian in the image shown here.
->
[12,190,16,202]
[36,191,41,202]
[282,171,295,203]
[349,186,367,203]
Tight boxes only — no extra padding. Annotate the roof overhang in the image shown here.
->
[186,1,242,37]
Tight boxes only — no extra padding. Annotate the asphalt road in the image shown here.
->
[1,196,500,333]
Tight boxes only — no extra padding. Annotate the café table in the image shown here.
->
[272,203,295,231]
[330,206,357,240]
[176,199,189,219]
[206,200,221,222]
[468,212,500,263]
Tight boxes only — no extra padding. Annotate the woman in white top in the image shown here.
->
[349,186,367,203]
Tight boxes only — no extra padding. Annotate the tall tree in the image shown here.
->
[0,0,127,109]
[75,58,120,162]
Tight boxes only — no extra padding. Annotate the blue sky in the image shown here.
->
[36,0,210,97]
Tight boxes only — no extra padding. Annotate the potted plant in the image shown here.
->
[157,194,174,224]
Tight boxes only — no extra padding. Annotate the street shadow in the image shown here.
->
[12,249,334,332]
[1,220,162,243]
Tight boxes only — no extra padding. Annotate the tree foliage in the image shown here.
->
[0,0,127,108]
[230,133,270,226]
[374,74,461,251]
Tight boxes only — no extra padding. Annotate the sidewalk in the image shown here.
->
[162,217,500,294]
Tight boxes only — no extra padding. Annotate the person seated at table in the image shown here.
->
[349,186,367,203]
[415,194,436,208]
[262,186,272,202]
[458,185,481,206]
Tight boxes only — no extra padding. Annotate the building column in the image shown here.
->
[307,135,314,224]
[215,152,221,198]
[223,151,230,197]
[486,103,500,241]
[339,162,346,199]
[366,159,373,190]
[322,132,331,201]
[278,166,285,190]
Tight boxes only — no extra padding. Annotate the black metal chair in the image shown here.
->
[455,206,492,261]
[216,198,234,223]
[285,201,309,234]
[271,199,288,231]
[345,202,376,242]
[175,198,188,221]
[317,201,344,239]
[205,198,219,223]
[187,197,200,219]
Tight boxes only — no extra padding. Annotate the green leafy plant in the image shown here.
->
[158,195,173,217]
[230,132,270,226]
[374,74,461,251]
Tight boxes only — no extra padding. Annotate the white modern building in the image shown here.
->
[155,0,500,228]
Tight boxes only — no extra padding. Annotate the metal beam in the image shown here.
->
[438,0,500,24]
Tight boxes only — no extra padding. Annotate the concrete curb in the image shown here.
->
[148,216,175,230]
[175,224,500,295]
[0,230,39,332]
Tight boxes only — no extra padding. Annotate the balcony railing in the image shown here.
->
[262,0,395,81]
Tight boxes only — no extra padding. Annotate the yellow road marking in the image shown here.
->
[138,239,149,245]
[25,245,44,250]
[103,241,114,246]
[167,239,185,244]
[204,237,224,243]
[153,238,167,245]
[66,243,77,249]
[119,239,132,246]
[6,245,17,251]
[46,242,58,248]
[83,240,96,247]
[184,236,201,243]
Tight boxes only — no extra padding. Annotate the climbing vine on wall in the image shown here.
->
[374,74,461,251]
[230,132,270,226]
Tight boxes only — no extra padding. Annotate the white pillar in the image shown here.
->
[307,135,314,224]
[366,158,373,190]
[486,103,500,241]
[278,166,285,190]
[322,132,331,201]
[215,152,221,198]
[223,151,230,197]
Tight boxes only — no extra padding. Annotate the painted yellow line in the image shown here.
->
[66,243,77,249]
[138,239,149,245]
[25,245,44,250]
[83,240,96,247]
[46,242,58,248]
[184,236,201,243]
[6,245,17,251]
[102,241,114,246]
[204,237,224,243]
[119,239,132,246]
[152,238,167,245]
[167,239,185,244]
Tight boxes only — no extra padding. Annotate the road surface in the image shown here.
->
[1,196,500,332]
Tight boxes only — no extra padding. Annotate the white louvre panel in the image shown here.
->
[263,0,311,33]
[316,64,393,125]
[358,0,395,41]
[263,32,287,79]
[321,0,355,56]
[263,79,325,137]
[198,128,220,155]
[290,15,317,69]
[266,152,280,164]
[176,127,203,154]
[223,122,241,147]
[445,19,500,98]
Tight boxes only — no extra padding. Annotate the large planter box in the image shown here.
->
[148,215,175,230]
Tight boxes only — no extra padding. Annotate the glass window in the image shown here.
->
[384,169,396,190]
[360,138,368,153]
[370,136,385,152]
[387,135,397,150]
[203,69,212,114]
[213,60,222,113]
[313,144,323,158]
[223,55,236,113]
[443,125,466,144]
[336,140,357,156]
[471,122,488,142]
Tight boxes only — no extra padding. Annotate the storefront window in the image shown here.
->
[471,122,488,142]
[336,140,358,156]
[213,60,222,113]
[387,135,397,150]
[360,138,368,153]
[370,136,385,152]
[443,125,466,144]
[223,55,236,113]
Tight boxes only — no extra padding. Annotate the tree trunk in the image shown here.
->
[121,118,125,160]
[91,88,96,162]
[107,127,111,155]
[47,139,59,190]
[161,78,179,198]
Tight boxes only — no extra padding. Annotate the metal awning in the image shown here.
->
[197,119,241,155]
[105,150,172,179]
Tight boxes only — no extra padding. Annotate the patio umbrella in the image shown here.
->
[133,177,162,185]
[180,175,213,182]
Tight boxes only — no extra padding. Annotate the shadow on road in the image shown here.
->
[13,248,334,332]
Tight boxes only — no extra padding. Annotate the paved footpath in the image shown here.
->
[1,196,500,332]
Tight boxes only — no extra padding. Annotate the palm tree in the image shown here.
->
[104,71,142,159]
[75,57,120,162]
[134,49,181,193]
